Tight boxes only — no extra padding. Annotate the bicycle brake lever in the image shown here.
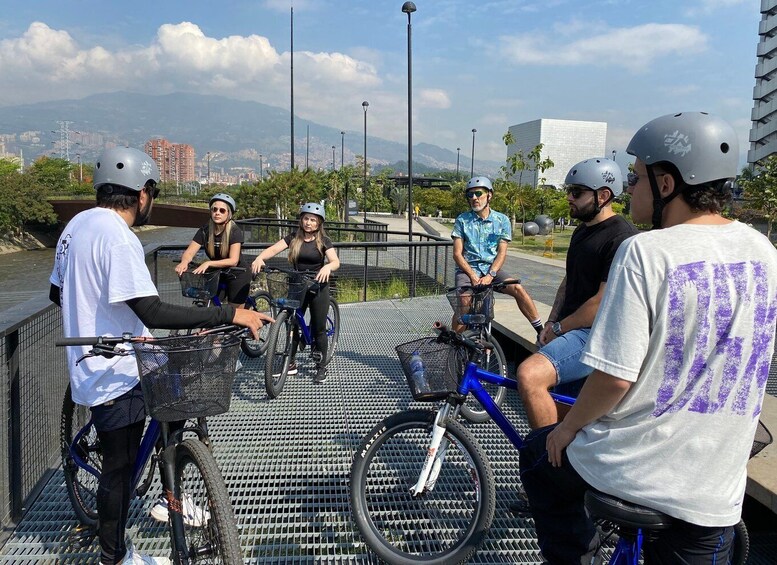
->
[75,343,125,365]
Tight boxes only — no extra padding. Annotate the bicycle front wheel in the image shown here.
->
[264,310,292,398]
[61,384,101,527]
[324,298,340,365]
[241,290,274,358]
[459,331,508,423]
[350,409,495,565]
[172,438,242,564]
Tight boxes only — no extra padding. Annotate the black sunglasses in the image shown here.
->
[466,190,486,199]
[565,186,593,199]
[627,171,668,188]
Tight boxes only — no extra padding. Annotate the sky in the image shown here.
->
[0,0,762,168]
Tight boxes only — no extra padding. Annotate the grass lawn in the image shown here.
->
[508,229,574,260]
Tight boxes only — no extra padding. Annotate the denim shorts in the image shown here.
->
[455,269,518,290]
[537,328,592,386]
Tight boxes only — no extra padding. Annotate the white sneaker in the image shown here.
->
[121,543,171,564]
[150,493,210,527]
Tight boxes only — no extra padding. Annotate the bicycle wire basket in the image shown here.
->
[265,270,313,303]
[396,337,461,402]
[446,286,495,325]
[179,270,221,301]
[751,419,773,459]
[133,332,241,422]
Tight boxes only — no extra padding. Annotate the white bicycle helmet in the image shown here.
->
[300,202,325,221]
[210,193,236,214]
[94,147,160,191]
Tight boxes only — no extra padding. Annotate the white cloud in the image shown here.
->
[418,89,451,109]
[499,23,708,68]
[685,0,755,16]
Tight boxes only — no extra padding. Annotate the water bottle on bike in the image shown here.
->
[408,351,431,397]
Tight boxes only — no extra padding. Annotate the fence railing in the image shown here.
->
[0,236,452,534]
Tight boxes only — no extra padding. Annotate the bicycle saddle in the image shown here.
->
[584,490,673,530]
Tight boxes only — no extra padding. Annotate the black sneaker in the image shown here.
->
[509,485,532,515]
[314,366,328,383]
[311,350,323,364]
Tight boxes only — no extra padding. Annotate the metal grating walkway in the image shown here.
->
[0,296,775,563]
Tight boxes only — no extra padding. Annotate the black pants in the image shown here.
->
[518,425,734,565]
[221,268,251,305]
[291,284,330,366]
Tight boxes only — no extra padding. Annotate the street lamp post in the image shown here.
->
[470,129,477,178]
[206,151,211,185]
[332,145,336,171]
[340,131,345,169]
[456,147,461,180]
[611,149,617,162]
[362,101,369,225]
[76,153,82,183]
[402,1,417,296]
[259,154,263,181]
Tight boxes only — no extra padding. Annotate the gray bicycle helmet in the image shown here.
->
[94,147,160,191]
[565,158,623,197]
[300,202,325,221]
[466,176,494,192]
[626,112,738,186]
[210,193,236,214]
[626,112,738,229]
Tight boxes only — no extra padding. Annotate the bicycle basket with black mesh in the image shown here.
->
[265,270,312,304]
[133,332,241,422]
[396,337,461,402]
[751,420,773,459]
[446,286,494,325]
[179,270,221,301]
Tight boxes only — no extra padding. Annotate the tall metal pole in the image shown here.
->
[340,131,345,169]
[332,145,336,171]
[456,147,461,180]
[77,153,82,183]
[470,128,477,178]
[259,154,263,181]
[290,7,295,170]
[362,101,369,225]
[402,1,417,296]
[306,125,309,170]
[207,151,211,185]
[611,149,616,163]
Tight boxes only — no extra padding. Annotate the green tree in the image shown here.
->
[739,156,777,239]
[28,156,72,193]
[0,157,21,177]
[0,171,57,233]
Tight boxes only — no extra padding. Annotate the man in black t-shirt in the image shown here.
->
[516,158,637,430]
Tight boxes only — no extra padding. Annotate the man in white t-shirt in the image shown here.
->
[518,112,777,563]
[50,147,271,565]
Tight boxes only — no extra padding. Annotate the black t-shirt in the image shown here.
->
[193,223,248,267]
[559,215,638,321]
[283,234,334,271]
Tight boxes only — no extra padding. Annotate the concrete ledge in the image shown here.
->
[747,394,777,514]
[493,300,777,516]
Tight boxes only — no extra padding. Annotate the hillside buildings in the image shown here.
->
[749,1,777,164]
[144,138,195,183]
[506,119,607,188]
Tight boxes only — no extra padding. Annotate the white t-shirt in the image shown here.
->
[50,207,158,407]
[569,221,777,527]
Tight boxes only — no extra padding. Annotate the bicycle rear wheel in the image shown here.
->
[264,310,292,398]
[172,438,242,564]
[241,290,274,358]
[324,299,340,365]
[351,409,495,565]
[458,330,508,423]
[60,384,101,527]
[731,519,749,565]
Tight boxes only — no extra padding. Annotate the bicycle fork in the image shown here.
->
[159,443,190,564]
[409,405,453,496]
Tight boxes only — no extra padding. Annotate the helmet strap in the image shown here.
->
[648,165,683,230]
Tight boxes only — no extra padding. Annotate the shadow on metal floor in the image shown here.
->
[0,296,774,563]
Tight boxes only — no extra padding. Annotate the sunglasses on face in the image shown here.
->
[627,171,668,187]
[565,186,593,199]
[211,206,229,214]
[466,190,486,199]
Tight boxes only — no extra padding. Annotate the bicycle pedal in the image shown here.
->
[68,525,97,548]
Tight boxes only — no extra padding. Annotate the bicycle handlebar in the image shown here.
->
[447,278,521,293]
[56,325,246,347]
[432,322,482,353]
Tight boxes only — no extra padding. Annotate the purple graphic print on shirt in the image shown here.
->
[654,260,777,419]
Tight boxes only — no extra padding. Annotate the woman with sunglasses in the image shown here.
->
[175,193,252,308]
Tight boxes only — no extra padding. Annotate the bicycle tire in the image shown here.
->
[730,519,749,565]
[351,409,495,565]
[241,290,274,358]
[172,438,243,564]
[264,310,292,398]
[458,330,508,423]
[324,298,340,365]
[61,384,101,527]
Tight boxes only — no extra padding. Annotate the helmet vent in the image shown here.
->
[117,163,125,170]
[720,143,730,154]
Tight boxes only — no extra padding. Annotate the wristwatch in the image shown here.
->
[551,321,563,337]
[488,269,497,277]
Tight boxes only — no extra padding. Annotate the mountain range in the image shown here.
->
[0,91,501,176]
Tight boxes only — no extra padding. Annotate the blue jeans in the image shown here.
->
[537,328,592,387]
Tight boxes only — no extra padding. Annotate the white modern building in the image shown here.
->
[506,118,608,188]
[749,0,777,165]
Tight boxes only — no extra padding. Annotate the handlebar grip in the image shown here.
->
[56,337,106,346]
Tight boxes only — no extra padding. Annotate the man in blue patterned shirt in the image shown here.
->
[451,176,542,333]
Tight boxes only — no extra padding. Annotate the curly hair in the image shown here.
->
[655,163,732,214]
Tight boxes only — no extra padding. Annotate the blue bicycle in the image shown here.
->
[59,326,245,564]
[262,267,340,398]
[350,324,766,564]
[178,265,273,358]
